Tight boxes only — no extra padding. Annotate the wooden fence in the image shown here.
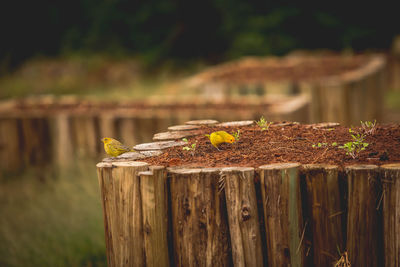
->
[96,161,400,267]
[185,54,387,125]
[96,120,399,267]
[0,96,308,173]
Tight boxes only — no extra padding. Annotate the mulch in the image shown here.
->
[142,123,400,169]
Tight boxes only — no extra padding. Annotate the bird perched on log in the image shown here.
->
[205,131,236,150]
[101,137,135,157]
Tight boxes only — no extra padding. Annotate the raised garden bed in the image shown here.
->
[186,53,387,125]
[97,119,400,267]
[0,96,308,172]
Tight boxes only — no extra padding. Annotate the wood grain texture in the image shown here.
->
[169,168,230,267]
[345,165,379,267]
[139,166,170,267]
[222,167,263,267]
[381,163,400,267]
[97,161,149,267]
[302,164,344,266]
[259,163,304,267]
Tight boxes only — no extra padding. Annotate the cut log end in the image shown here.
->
[259,162,301,170]
[185,119,219,125]
[345,164,378,171]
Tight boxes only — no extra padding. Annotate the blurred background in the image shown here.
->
[1,1,400,266]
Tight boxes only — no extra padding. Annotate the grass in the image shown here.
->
[0,55,204,101]
[0,160,107,267]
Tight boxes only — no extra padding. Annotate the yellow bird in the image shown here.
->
[205,131,236,150]
[101,137,134,157]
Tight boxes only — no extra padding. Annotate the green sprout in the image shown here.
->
[360,120,377,135]
[312,142,338,148]
[256,116,272,131]
[339,128,369,159]
[182,138,197,155]
[231,130,240,141]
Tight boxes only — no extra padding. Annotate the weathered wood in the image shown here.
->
[302,164,344,266]
[134,141,186,151]
[139,166,170,267]
[52,114,73,167]
[381,163,400,267]
[222,167,263,267]
[217,120,254,127]
[345,165,380,267]
[96,161,149,267]
[0,118,21,172]
[102,150,163,162]
[169,168,230,266]
[306,122,340,129]
[167,125,201,131]
[258,163,304,267]
[153,130,201,141]
[71,116,99,157]
[185,119,219,126]
[117,117,140,146]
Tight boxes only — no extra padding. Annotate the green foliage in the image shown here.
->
[2,1,399,70]
[339,129,369,159]
[182,138,197,155]
[231,130,240,141]
[256,116,272,131]
[0,160,106,267]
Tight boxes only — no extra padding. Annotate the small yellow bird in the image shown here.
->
[205,131,236,150]
[101,137,135,157]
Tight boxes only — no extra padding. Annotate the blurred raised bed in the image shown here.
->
[185,53,387,125]
[0,95,308,173]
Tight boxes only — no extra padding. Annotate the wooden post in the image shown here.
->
[258,163,305,267]
[169,168,230,266]
[139,166,170,267]
[345,165,380,267]
[0,117,21,172]
[52,114,73,167]
[72,116,99,157]
[96,161,149,267]
[302,164,344,266]
[381,163,400,267]
[222,167,264,267]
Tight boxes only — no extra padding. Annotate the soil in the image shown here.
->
[142,123,400,169]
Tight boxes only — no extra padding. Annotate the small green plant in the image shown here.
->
[339,129,369,159]
[312,142,328,148]
[360,120,377,135]
[231,130,240,141]
[256,116,272,131]
[182,138,197,155]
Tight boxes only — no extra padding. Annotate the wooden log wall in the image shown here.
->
[0,97,309,173]
[97,159,400,267]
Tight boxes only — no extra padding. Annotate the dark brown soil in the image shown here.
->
[143,123,400,169]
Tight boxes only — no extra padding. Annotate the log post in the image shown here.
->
[139,166,170,267]
[52,114,73,167]
[381,163,400,267]
[0,117,21,172]
[258,163,305,267]
[96,161,149,267]
[345,165,380,267]
[222,167,264,267]
[302,164,344,266]
[169,168,230,266]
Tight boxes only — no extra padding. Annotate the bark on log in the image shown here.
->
[381,163,400,267]
[169,168,230,267]
[302,164,344,266]
[96,161,149,267]
[139,166,170,267]
[258,163,304,267]
[345,165,380,267]
[222,167,263,267]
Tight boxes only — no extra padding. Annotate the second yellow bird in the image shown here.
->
[101,137,135,157]
[205,131,236,150]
